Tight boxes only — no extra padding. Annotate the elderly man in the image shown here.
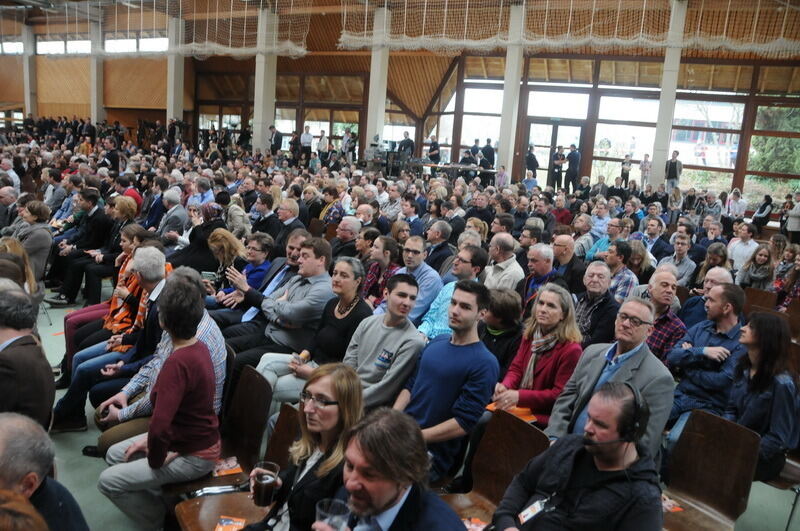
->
[519,243,567,317]
[382,182,403,222]
[573,213,594,258]
[424,219,454,272]
[574,261,620,348]
[0,158,20,193]
[699,220,727,248]
[553,234,586,293]
[658,233,696,287]
[546,298,675,459]
[273,198,305,258]
[493,383,663,531]
[0,413,89,530]
[329,215,361,261]
[665,284,746,451]
[642,266,687,363]
[374,235,442,325]
[0,186,18,229]
[678,266,733,328]
[484,232,525,290]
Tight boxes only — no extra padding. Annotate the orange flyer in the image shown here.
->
[486,402,537,423]
[214,515,246,531]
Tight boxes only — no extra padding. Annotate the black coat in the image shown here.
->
[558,254,587,295]
[72,207,113,251]
[576,290,620,349]
[493,435,663,531]
[446,215,466,246]
[425,241,453,273]
[252,213,283,241]
[167,218,227,273]
[274,218,306,258]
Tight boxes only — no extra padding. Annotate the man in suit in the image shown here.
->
[441,201,465,246]
[140,176,168,230]
[424,220,453,273]
[251,192,283,240]
[269,125,283,156]
[642,217,673,263]
[545,298,675,459]
[0,289,54,430]
[273,199,306,258]
[315,408,463,531]
[329,216,360,261]
[155,189,188,246]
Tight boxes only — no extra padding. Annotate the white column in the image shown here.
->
[22,25,36,117]
[365,7,390,145]
[650,0,688,186]
[498,4,525,175]
[89,22,105,123]
[166,17,185,121]
[252,9,278,154]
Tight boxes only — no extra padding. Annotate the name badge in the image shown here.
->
[518,498,548,525]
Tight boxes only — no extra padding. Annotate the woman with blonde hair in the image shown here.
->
[689,241,731,295]
[628,239,655,285]
[493,283,583,427]
[303,185,324,219]
[203,228,247,303]
[0,237,39,298]
[466,217,489,244]
[247,363,363,531]
[736,244,774,290]
[391,219,411,246]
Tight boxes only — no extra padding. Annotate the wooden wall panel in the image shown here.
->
[106,108,166,129]
[36,56,90,118]
[0,56,24,104]
[388,56,451,118]
[104,57,167,109]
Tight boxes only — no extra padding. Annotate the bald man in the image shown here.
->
[678,266,734,329]
[553,234,586,293]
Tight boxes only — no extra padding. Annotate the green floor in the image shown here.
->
[38,298,798,531]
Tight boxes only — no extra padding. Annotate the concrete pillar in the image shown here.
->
[21,25,36,117]
[498,4,525,175]
[166,17,185,121]
[252,9,278,154]
[365,7,390,145]
[650,0,688,186]
[89,22,105,123]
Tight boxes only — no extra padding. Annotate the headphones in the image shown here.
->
[621,382,650,443]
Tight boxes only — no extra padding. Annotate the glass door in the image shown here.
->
[526,119,583,191]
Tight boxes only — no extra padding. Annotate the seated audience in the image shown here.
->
[665,284,747,450]
[778,252,800,312]
[552,234,586,294]
[772,243,798,292]
[494,284,582,427]
[641,266,686,362]
[329,216,360,261]
[724,312,800,481]
[606,241,638,304]
[688,241,730,295]
[575,261,620,348]
[361,235,400,308]
[736,243,774,290]
[478,288,523,379]
[98,267,220,530]
[0,488,48,531]
[484,232,525,290]
[658,233,696,287]
[256,257,372,416]
[678,266,733,329]
[546,298,674,459]
[245,363,363,531]
[206,232,271,312]
[0,413,89,531]
[168,202,227,272]
[15,200,53,285]
[393,281,498,482]
[201,228,249,307]
[492,383,663,531]
[728,222,759,272]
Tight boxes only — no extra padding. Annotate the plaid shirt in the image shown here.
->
[609,266,638,304]
[361,261,400,303]
[647,309,687,363]
[119,311,226,422]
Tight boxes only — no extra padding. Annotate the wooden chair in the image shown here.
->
[743,287,777,316]
[676,285,691,305]
[749,305,800,342]
[440,410,550,522]
[219,344,236,424]
[162,366,272,498]
[663,410,760,531]
[307,218,325,237]
[263,403,301,471]
[324,222,338,241]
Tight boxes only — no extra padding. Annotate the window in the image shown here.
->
[677,169,733,196]
[670,130,739,169]
[598,96,659,123]
[274,108,296,140]
[748,136,800,176]
[461,115,501,147]
[105,38,137,53]
[66,40,91,54]
[1,42,23,54]
[755,105,800,133]
[463,88,503,114]
[594,124,656,160]
[36,40,65,55]
[672,100,744,130]
[438,114,454,146]
[303,120,330,136]
[742,176,799,209]
[139,37,168,52]
[528,91,590,120]
[382,124,415,142]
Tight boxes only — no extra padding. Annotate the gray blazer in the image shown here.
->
[545,342,675,459]
[261,272,334,352]
[157,204,189,238]
[46,185,68,214]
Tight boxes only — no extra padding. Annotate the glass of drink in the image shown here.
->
[252,461,280,507]
[316,498,350,531]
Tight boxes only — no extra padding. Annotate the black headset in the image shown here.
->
[621,381,650,443]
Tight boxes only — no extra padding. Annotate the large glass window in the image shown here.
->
[66,40,91,54]
[139,37,168,52]
[461,115,501,147]
[677,169,734,196]
[383,124,415,143]
[221,107,242,130]
[198,105,219,131]
[105,38,137,53]
[755,105,800,133]
[671,130,740,169]
[528,91,590,120]
[748,136,800,175]
[463,88,503,114]
[742,176,799,208]
[274,108,296,139]
[1,42,23,54]
[594,124,656,160]
[672,100,744,130]
[438,114,454,146]
[591,159,645,187]
[36,40,65,55]
[599,96,659,123]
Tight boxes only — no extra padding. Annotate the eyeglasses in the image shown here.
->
[246,246,265,252]
[403,248,422,255]
[299,391,338,408]
[453,255,473,265]
[616,312,653,328]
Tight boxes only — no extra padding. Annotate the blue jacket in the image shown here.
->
[677,295,707,329]
[724,371,800,462]
[666,320,746,413]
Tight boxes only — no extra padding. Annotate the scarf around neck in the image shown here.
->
[520,327,559,389]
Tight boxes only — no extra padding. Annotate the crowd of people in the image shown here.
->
[0,118,798,531]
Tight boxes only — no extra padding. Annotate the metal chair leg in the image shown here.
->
[39,302,53,326]
[785,487,800,531]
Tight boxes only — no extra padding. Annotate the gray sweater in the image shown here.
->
[343,314,426,408]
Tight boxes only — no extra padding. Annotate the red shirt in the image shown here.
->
[123,187,143,214]
[553,207,573,226]
[148,341,219,468]
[501,338,582,426]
